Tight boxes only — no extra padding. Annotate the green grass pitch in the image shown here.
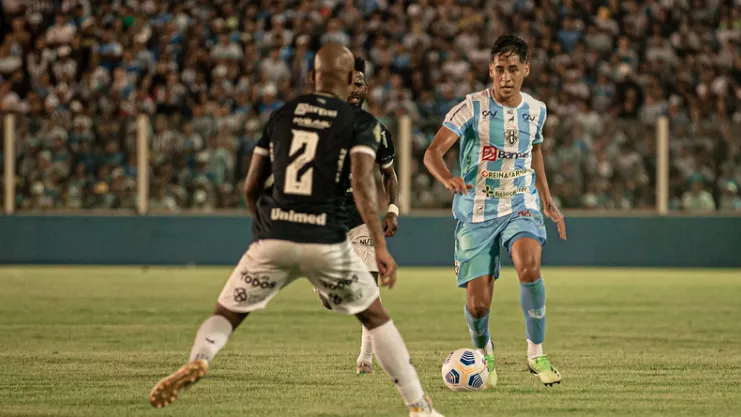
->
[1,267,740,417]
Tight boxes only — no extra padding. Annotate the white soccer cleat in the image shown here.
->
[408,397,445,417]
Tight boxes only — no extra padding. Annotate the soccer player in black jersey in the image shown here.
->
[149,44,444,417]
[315,56,401,376]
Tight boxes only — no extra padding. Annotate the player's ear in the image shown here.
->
[524,62,530,77]
[489,63,494,79]
[308,69,315,87]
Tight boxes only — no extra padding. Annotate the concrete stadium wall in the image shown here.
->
[0,215,739,267]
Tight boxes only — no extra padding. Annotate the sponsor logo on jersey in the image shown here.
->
[518,210,532,217]
[270,208,327,225]
[481,110,497,120]
[481,145,530,161]
[480,185,529,198]
[522,113,537,123]
[481,168,531,179]
[293,117,331,129]
[295,103,338,117]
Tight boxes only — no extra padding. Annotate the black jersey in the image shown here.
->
[342,121,395,230]
[252,93,383,244]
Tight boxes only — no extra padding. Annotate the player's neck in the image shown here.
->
[491,88,523,108]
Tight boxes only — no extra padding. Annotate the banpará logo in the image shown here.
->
[481,145,530,162]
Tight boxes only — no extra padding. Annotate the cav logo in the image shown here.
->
[481,110,497,120]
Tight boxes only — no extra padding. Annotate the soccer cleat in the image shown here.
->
[528,355,561,386]
[484,351,498,388]
[149,359,208,408]
[356,361,373,375]
[408,396,445,417]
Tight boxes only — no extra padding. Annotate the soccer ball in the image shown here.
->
[441,348,489,392]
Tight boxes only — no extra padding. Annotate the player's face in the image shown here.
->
[489,53,530,101]
[348,71,367,107]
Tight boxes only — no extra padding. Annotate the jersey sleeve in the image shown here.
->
[442,98,474,137]
[533,103,547,145]
[350,111,381,159]
[253,111,278,156]
[375,124,395,169]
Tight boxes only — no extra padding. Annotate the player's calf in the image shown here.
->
[355,272,380,374]
[150,306,246,408]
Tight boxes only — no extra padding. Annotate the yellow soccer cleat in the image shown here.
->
[528,355,562,386]
[149,359,208,408]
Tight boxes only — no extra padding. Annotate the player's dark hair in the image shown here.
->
[490,35,529,63]
[354,56,366,74]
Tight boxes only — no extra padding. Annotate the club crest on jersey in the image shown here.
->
[481,145,529,161]
[505,129,518,144]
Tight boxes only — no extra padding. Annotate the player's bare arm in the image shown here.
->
[424,126,473,195]
[380,164,400,237]
[532,143,566,240]
[351,151,397,288]
[243,153,270,215]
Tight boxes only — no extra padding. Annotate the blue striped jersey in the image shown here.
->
[442,89,547,223]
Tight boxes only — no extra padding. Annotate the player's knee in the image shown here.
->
[212,304,248,330]
[515,258,541,283]
[355,298,389,330]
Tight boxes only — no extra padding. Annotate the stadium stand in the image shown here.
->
[1,0,740,212]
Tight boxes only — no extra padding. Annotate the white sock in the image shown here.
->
[369,321,429,411]
[527,339,544,360]
[357,325,374,364]
[189,315,233,364]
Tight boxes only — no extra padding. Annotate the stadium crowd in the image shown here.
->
[1,0,740,212]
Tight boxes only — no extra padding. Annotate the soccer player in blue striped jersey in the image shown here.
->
[424,35,567,388]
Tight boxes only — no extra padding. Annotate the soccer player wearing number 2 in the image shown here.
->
[149,44,443,417]
[424,35,567,388]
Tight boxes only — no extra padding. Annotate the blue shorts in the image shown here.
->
[454,210,547,288]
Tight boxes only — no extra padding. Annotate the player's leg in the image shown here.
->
[348,224,380,374]
[356,299,443,417]
[455,220,502,388]
[149,240,298,408]
[504,211,560,386]
[304,241,443,417]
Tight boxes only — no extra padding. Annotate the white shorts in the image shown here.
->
[218,239,380,315]
[348,224,377,273]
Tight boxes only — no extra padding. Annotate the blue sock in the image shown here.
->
[464,304,490,350]
[520,277,546,344]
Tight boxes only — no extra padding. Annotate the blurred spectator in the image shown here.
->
[1,0,740,212]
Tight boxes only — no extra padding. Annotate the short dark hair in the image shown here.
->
[354,56,366,73]
[490,35,529,63]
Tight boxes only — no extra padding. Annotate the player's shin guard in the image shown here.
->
[189,315,233,365]
[464,304,491,350]
[369,321,429,412]
[520,277,546,353]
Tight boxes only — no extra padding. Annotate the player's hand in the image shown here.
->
[443,177,473,195]
[543,200,567,240]
[375,247,398,289]
[383,212,399,237]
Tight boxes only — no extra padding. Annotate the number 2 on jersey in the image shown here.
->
[284,129,319,196]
